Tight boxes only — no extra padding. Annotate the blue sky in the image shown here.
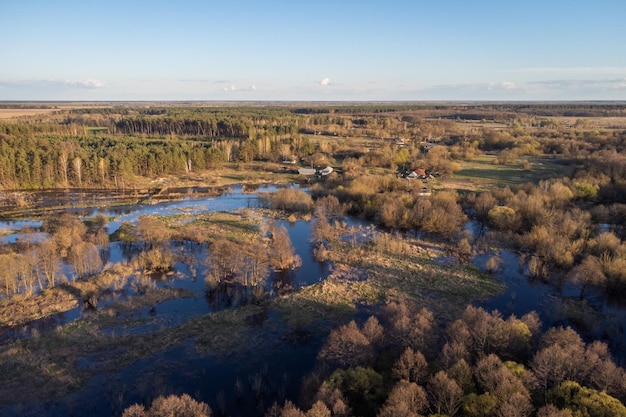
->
[1,0,625,101]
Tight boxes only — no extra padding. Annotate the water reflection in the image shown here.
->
[474,249,626,365]
[0,186,332,344]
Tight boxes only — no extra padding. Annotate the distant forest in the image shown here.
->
[1,103,626,190]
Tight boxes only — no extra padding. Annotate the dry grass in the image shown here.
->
[0,300,271,405]
[0,264,135,327]
[0,109,60,119]
[552,116,626,129]
[185,304,267,354]
[314,231,503,321]
[273,265,378,328]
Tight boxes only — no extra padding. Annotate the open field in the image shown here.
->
[0,108,60,119]
[441,154,571,191]
[552,116,626,129]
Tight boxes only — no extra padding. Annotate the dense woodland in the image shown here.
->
[1,103,626,416]
[2,103,625,190]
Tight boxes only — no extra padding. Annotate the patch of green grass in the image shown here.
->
[449,155,570,191]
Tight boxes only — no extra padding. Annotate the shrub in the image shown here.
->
[259,188,313,213]
[135,247,176,272]
[548,381,626,417]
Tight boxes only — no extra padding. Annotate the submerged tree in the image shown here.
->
[268,222,301,270]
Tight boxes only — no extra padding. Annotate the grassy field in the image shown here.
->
[442,154,571,191]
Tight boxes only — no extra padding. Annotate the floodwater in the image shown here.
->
[0,184,333,342]
[474,249,626,366]
[1,187,625,416]
[0,185,342,417]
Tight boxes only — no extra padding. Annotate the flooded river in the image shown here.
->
[0,185,625,416]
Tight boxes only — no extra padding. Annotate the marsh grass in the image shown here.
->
[317,230,503,320]
[0,294,270,405]
[177,211,260,244]
[273,271,376,329]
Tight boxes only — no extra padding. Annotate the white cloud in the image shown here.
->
[528,78,626,89]
[68,79,105,88]
[222,84,257,92]
[501,82,517,90]
[0,78,106,89]
[320,78,330,86]
[513,67,626,75]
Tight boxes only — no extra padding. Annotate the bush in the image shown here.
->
[135,247,176,272]
[548,381,626,417]
[259,188,313,213]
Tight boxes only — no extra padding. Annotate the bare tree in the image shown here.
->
[69,242,102,279]
[536,404,573,417]
[314,382,351,417]
[135,215,171,248]
[495,392,533,417]
[72,156,82,186]
[439,342,469,370]
[318,320,373,368]
[59,152,69,186]
[306,401,331,417]
[278,400,306,417]
[378,380,428,417]
[127,393,212,417]
[427,371,463,416]
[384,303,437,357]
[362,316,385,348]
[0,254,18,297]
[531,326,586,393]
[568,255,606,298]
[268,223,301,270]
[392,348,428,384]
[35,239,61,289]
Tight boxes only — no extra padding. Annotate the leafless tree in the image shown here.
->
[392,347,428,384]
[268,223,301,270]
[439,342,469,370]
[568,255,606,298]
[536,404,573,417]
[135,215,171,248]
[378,380,428,417]
[317,320,373,368]
[69,242,102,279]
[427,370,462,416]
[495,392,533,417]
[35,239,61,289]
[72,156,82,186]
[306,401,331,417]
[362,316,385,348]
